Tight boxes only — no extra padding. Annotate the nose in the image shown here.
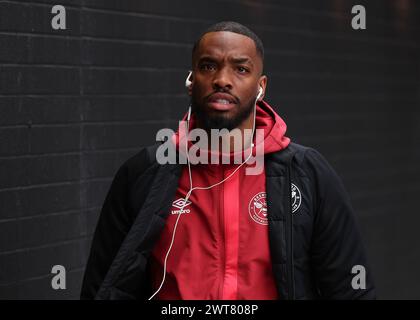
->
[212,68,233,91]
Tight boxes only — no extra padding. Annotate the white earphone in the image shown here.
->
[185,70,193,88]
[257,86,263,101]
[185,71,193,121]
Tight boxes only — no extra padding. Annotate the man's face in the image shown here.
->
[190,31,266,131]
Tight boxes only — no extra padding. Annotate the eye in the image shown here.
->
[237,66,249,73]
[200,63,216,71]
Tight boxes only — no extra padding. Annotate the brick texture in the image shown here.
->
[0,0,419,299]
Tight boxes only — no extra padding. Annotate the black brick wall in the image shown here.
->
[0,0,419,299]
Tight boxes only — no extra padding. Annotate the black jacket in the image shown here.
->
[80,142,376,300]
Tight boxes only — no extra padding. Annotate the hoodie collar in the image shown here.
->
[172,100,291,168]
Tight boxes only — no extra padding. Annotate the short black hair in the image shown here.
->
[192,21,264,66]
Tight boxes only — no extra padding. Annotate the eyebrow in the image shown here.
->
[230,57,253,66]
[197,56,217,64]
[197,55,254,67]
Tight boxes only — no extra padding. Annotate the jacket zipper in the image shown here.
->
[219,167,225,298]
[220,166,240,299]
[287,164,295,299]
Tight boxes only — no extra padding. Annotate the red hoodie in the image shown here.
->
[150,100,290,300]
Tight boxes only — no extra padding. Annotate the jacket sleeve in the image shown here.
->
[80,162,133,300]
[303,148,376,299]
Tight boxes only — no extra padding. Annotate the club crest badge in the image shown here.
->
[291,183,302,213]
[249,192,268,225]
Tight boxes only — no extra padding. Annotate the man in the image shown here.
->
[80,21,375,300]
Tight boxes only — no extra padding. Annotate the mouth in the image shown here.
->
[206,93,237,111]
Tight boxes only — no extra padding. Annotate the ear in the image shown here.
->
[258,75,267,101]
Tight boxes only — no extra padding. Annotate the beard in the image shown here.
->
[191,95,255,131]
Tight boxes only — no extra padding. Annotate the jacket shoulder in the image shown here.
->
[283,142,328,168]
[288,142,320,163]
[272,142,339,183]
[118,143,160,186]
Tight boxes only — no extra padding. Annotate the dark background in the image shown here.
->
[0,0,419,299]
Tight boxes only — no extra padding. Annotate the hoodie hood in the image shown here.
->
[172,99,291,159]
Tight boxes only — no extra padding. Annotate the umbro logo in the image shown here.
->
[171,198,192,214]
